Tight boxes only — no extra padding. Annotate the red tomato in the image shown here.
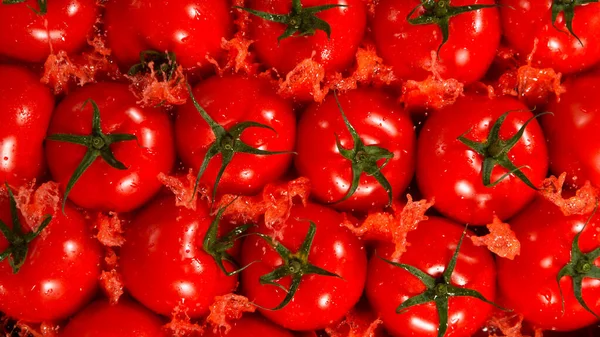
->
[500,0,600,75]
[295,89,416,212]
[373,0,500,83]
[0,65,54,187]
[0,186,101,322]
[120,196,239,318]
[175,75,295,198]
[416,95,548,225]
[543,73,600,188]
[242,0,366,75]
[497,197,600,331]
[366,217,496,337]
[45,82,175,213]
[240,202,367,331]
[0,0,98,63]
[204,314,294,337]
[104,0,233,71]
[61,299,166,337]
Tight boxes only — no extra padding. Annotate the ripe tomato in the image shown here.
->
[61,299,166,337]
[500,0,600,75]
[45,82,175,213]
[0,0,98,63]
[366,217,496,337]
[175,75,295,199]
[543,73,600,189]
[416,95,548,225]
[240,202,367,331]
[373,0,500,83]
[0,186,101,323]
[295,89,416,212]
[0,65,54,187]
[104,0,233,71]
[497,197,600,331]
[120,196,239,318]
[204,314,294,337]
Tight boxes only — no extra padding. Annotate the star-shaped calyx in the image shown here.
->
[128,50,179,81]
[551,0,598,46]
[2,0,47,15]
[0,184,52,274]
[234,0,345,42]
[46,99,137,214]
[379,227,506,337]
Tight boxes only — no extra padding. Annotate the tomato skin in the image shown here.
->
[45,82,175,213]
[373,0,500,83]
[416,95,548,225]
[203,314,294,337]
[0,65,54,187]
[0,195,102,322]
[295,89,416,212]
[366,217,496,337]
[60,299,166,337]
[500,0,600,75]
[543,74,600,188]
[120,196,238,318]
[497,197,600,331]
[240,202,367,331]
[246,0,366,75]
[104,0,233,71]
[175,75,295,197]
[0,0,98,63]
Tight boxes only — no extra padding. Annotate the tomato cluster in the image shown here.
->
[1,0,600,336]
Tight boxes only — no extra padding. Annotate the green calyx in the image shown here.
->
[186,82,293,203]
[255,221,341,310]
[332,92,394,206]
[128,50,179,81]
[234,0,345,42]
[46,99,137,214]
[557,203,600,319]
[457,111,552,190]
[407,0,498,55]
[551,0,598,46]
[0,184,52,274]
[2,0,47,15]
[379,227,507,337]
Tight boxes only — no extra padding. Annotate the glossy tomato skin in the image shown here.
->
[500,0,600,75]
[45,82,175,213]
[295,89,416,212]
[61,299,166,337]
[0,65,54,187]
[104,0,232,71]
[0,192,102,322]
[120,196,238,318]
[240,202,367,331]
[543,74,600,188]
[176,75,295,197]
[0,0,98,63]
[373,0,500,83]
[203,314,294,337]
[497,197,600,331]
[416,95,548,225]
[246,0,366,75]
[366,217,496,337]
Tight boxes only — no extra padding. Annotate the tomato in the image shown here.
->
[0,185,101,322]
[0,65,54,187]
[497,197,600,331]
[240,0,366,75]
[175,75,295,200]
[120,196,240,318]
[416,95,548,225]
[61,299,166,337]
[0,0,98,63]
[366,217,496,337]
[104,0,233,72]
[45,82,175,213]
[240,202,367,331]
[373,0,500,83]
[204,314,294,337]
[543,73,600,189]
[500,0,600,75]
[295,89,416,212]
